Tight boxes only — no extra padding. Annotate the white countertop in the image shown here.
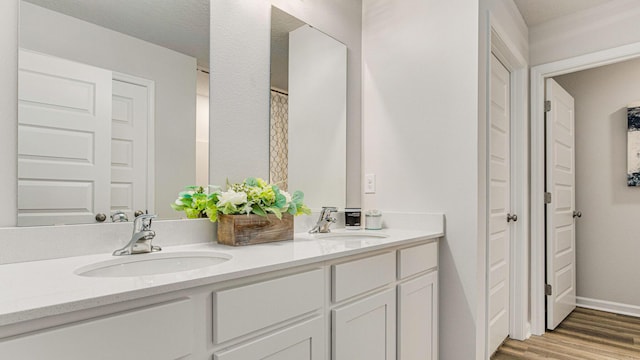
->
[0,228,441,327]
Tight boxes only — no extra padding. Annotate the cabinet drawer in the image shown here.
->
[0,299,193,360]
[332,251,396,303]
[213,316,325,360]
[398,241,437,279]
[213,269,324,343]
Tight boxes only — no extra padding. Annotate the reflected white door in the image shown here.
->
[111,79,150,218]
[488,54,511,355]
[17,50,112,226]
[545,79,577,330]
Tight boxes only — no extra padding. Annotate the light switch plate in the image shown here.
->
[365,174,376,194]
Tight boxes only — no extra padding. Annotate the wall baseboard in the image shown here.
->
[577,296,640,318]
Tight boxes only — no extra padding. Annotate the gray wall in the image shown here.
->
[20,2,197,219]
[362,0,481,358]
[555,58,640,308]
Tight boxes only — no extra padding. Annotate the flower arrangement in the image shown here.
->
[171,177,311,222]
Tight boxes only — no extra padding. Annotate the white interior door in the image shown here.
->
[17,50,112,226]
[488,54,513,354]
[111,79,150,218]
[545,78,577,330]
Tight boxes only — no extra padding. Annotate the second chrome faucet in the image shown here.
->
[309,207,338,233]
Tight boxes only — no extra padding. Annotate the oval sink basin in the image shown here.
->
[75,251,232,278]
[315,232,390,240]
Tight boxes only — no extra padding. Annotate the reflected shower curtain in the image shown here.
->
[270,90,288,190]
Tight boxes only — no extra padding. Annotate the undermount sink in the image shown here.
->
[75,251,232,278]
[314,232,390,240]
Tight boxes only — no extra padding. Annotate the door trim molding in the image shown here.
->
[530,41,640,336]
[486,12,529,350]
[112,72,156,214]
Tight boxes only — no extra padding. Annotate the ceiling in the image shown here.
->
[23,0,210,69]
[513,0,615,26]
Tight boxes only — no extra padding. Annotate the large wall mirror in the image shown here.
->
[269,6,347,210]
[17,0,210,226]
[13,1,350,227]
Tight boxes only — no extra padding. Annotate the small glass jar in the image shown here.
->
[365,210,382,230]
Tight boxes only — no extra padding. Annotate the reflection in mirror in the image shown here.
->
[269,7,347,210]
[17,0,209,226]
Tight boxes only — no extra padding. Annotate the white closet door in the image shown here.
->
[488,54,511,355]
[111,79,150,218]
[545,78,577,330]
[18,50,112,226]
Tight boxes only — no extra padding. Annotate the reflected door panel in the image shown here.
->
[111,79,151,219]
[17,50,112,226]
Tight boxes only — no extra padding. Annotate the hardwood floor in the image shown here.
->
[492,307,640,359]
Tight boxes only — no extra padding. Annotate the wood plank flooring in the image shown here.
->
[492,307,640,359]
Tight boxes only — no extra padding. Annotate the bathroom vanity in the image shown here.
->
[0,229,440,359]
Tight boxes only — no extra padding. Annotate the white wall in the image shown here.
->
[0,0,18,227]
[210,0,362,207]
[530,0,640,66]
[554,58,640,309]
[196,71,210,187]
[20,2,197,219]
[362,0,480,358]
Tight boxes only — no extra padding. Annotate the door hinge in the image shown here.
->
[545,100,551,112]
[545,284,552,296]
[544,192,552,204]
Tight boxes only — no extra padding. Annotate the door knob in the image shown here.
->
[95,213,107,222]
[507,213,518,222]
[573,211,582,218]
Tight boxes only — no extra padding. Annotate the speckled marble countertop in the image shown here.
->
[0,228,442,327]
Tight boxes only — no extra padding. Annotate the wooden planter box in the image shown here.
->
[217,213,294,246]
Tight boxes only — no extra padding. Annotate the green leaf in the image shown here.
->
[206,208,218,222]
[292,190,304,204]
[274,193,287,208]
[287,202,297,215]
[185,208,201,219]
[266,207,282,219]
[245,177,259,187]
[251,204,267,216]
[297,204,312,216]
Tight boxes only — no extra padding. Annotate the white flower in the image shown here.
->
[217,189,247,206]
[281,190,292,205]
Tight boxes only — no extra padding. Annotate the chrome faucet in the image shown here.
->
[113,214,161,256]
[309,207,338,233]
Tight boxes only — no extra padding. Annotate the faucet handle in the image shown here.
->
[134,214,157,230]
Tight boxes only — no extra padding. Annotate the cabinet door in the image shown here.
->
[0,299,194,360]
[213,317,325,360]
[332,288,396,360]
[398,271,438,360]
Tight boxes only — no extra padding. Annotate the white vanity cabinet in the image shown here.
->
[397,242,439,360]
[213,316,325,360]
[330,251,397,360]
[211,269,326,360]
[333,288,396,360]
[0,299,195,360]
[0,236,439,360]
[329,240,438,360]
